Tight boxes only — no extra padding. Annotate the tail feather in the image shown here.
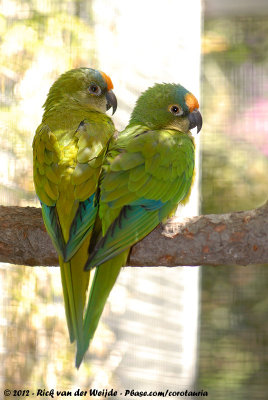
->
[59,237,91,361]
[59,264,75,343]
[75,250,129,368]
[60,259,84,355]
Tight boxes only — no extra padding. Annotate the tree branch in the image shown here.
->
[0,201,267,267]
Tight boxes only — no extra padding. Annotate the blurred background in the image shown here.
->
[0,0,267,399]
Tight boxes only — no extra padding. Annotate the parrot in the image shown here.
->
[75,82,203,367]
[32,67,117,363]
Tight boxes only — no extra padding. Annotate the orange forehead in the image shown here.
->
[185,93,199,112]
[100,71,114,91]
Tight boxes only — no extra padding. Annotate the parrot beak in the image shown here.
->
[188,110,203,133]
[106,90,117,115]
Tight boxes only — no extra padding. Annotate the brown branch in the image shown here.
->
[0,201,267,267]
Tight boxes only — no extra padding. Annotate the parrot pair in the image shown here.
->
[33,67,202,368]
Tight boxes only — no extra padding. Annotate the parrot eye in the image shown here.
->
[169,104,183,116]
[88,84,102,96]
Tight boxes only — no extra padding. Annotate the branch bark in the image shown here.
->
[0,201,267,267]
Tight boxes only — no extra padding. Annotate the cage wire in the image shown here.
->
[200,14,268,400]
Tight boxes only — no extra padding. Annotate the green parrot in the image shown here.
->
[76,82,202,367]
[32,67,117,362]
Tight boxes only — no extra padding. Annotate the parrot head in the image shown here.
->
[43,67,117,115]
[129,83,202,133]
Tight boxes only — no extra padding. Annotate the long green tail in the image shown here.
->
[75,250,129,368]
[59,237,91,362]
[59,261,75,343]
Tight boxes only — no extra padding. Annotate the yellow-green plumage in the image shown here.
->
[33,67,117,364]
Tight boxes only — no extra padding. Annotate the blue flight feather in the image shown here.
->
[65,193,98,261]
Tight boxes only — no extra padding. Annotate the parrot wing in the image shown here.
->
[33,120,112,260]
[85,128,195,269]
